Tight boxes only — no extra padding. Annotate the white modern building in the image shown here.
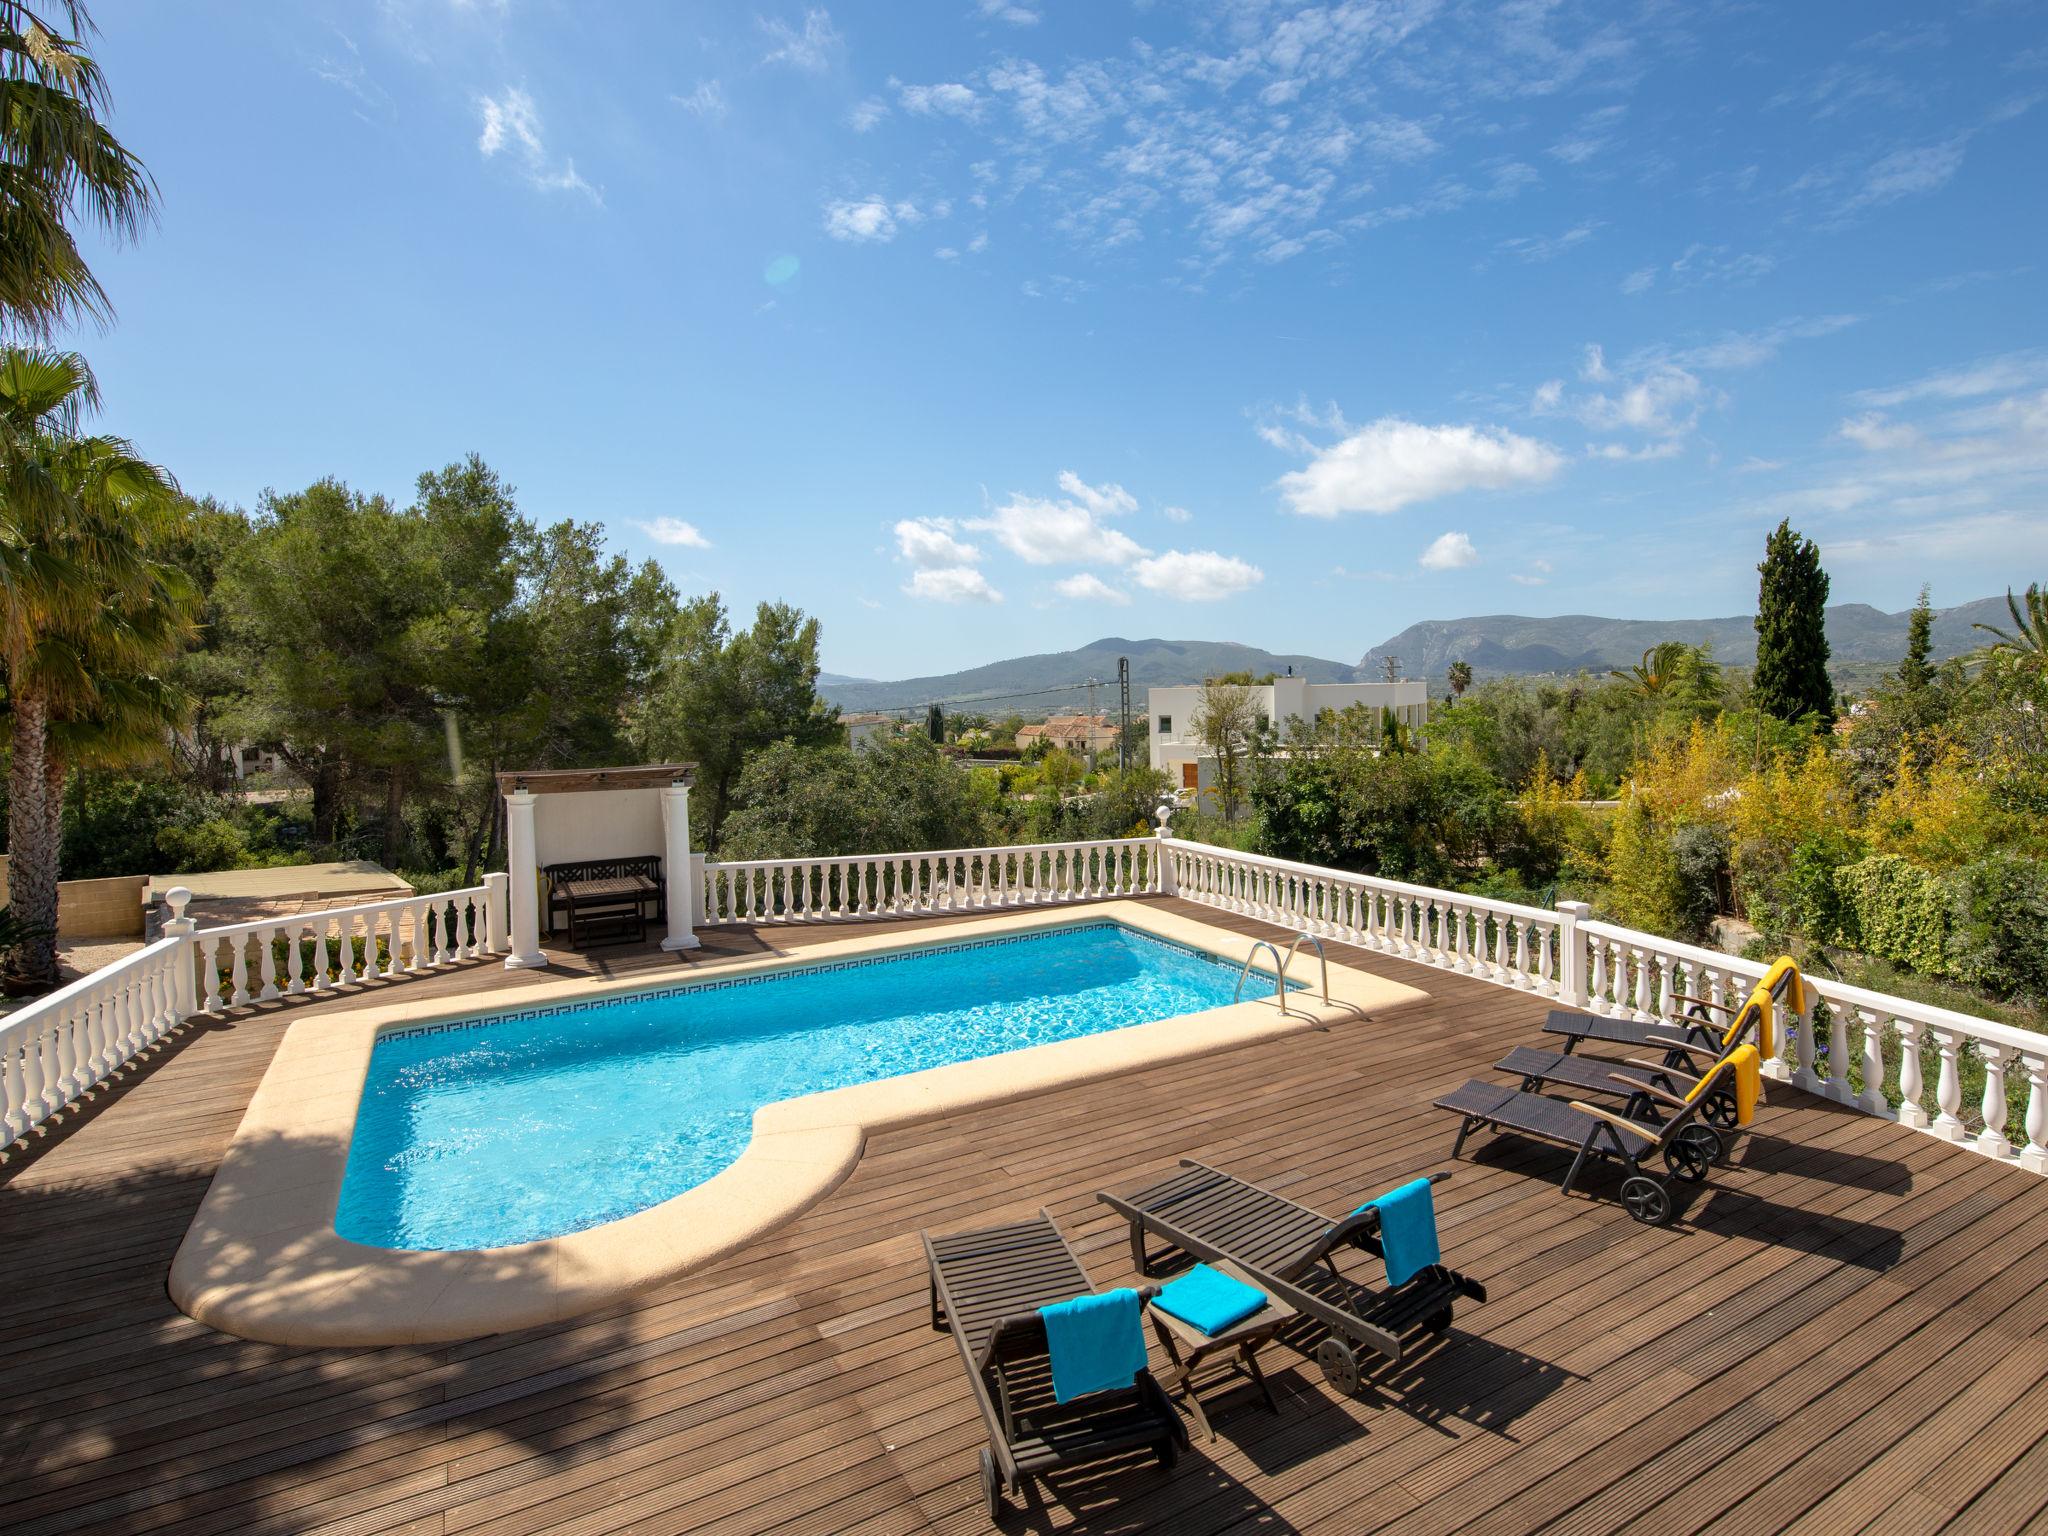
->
[1148,677,1428,802]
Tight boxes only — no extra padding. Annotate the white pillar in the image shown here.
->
[161,887,199,1020]
[1554,900,1592,1009]
[660,779,700,951]
[503,788,547,969]
[482,871,510,954]
[1152,804,1177,896]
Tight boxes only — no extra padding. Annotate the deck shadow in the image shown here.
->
[993,1443,1308,1535]
[1729,1133,1914,1193]
[1689,1186,1908,1270]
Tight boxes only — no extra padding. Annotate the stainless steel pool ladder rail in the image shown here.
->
[1233,940,1292,1015]
[1285,931,1331,1006]
[1232,932,1332,1014]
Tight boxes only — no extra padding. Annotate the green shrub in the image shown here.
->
[1836,854,1952,977]
[1785,829,1864,947]
[1604,798,1683,936]
[1947,855,2048,1004]
[1667,823,1727,946]
[153,817,257,873]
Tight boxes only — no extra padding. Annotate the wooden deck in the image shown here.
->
[6,896,2048,1536]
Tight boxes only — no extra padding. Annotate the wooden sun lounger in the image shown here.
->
[1435,1053,1741,1224]
[924,1210,1184,1524]
[1095,1161,1486,1399]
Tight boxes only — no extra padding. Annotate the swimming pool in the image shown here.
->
[336,921,1287,1251]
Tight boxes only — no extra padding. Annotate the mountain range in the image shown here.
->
[817,595,2010,714]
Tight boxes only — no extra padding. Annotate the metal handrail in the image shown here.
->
[1285,931,1331,1006]
[1233,939,1291,1015]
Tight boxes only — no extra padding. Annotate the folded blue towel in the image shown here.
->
[1040,1288,1149,1404]
[1355,1178,1440,1288]
[1153,1263,1268,1337]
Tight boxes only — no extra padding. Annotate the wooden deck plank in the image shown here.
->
[5,895,2047,1536]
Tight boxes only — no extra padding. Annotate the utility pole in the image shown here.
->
[1117,656,1131,773]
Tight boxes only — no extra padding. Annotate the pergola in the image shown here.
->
[493,763,699,967]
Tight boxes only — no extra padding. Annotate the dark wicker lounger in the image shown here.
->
[924,1209,1185,1525]
[1495,1042,1742,1136]
[1096,1161,1486,1398]
[1435,1054,1741,1224]
[1542,965,1793,1062]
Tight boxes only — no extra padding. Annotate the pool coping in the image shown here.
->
[169,900,1432,1346]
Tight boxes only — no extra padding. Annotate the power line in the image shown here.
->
[857,678,1109,714]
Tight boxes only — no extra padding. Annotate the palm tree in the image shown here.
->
[1971,584,2048,675]
[0,2,156,338]
[1446,659,1472,699]
[1611,642,1691,697]
[0,348,185,987]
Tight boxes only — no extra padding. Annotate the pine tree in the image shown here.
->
[1752,519,1835,726]
[1900,584,1934,693]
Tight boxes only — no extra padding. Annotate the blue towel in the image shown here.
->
[1153,1264,1268,1337]
[1040,1288,1149,1404]
[1356,1178,1440,1288]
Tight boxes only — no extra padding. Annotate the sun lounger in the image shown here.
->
[924,1209,1184,1524]
[1434,1053,1744,1224]
[1096,1161,1486,1398]
[1541,961,1800,1066]
[1494,1042,1743,1135]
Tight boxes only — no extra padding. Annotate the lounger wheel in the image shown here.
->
[1664,1126,1719,1185]
[1315,1338,1363,1397]
[1621,1175,1672,1225]
[1703,1091,1739,1131]
[979,1449,1005,1523]
[1426,1306,1454,1335]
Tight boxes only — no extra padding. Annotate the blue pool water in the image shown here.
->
[336,922,1278,1251]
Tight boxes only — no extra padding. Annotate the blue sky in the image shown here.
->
[79,1,2048,678]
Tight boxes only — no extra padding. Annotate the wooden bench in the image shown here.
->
[544,857,665,948]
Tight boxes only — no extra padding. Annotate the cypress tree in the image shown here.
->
[1752,519,1835,726]
[1900,583,1934,692]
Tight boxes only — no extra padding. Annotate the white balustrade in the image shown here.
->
[3,936,188,1149]
[698,837,1158,926]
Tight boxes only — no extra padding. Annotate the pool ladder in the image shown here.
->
[1232,932,1331,1014]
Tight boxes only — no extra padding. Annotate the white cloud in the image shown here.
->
[672,80,726,118]
[1838,413,1920,451]
[1418,531,1479,571]
[969,476,1149,565]
[1161,504,1192,523]
[905,565,1002,603]
[759,7,840,72]
[1495,221,1601,263]
[1839,138,1968,215]
[899,81,980,119]
[849,96,889,132]
[476,87,599,202]
[1548,104,1626,165]
[1131,550,1263,601]
[1854,352,2048,407]
[1273,418,1565,516]
[975,0,1040,23]
[1572,365,1708,438]
[640,517,711,548]
[1587,440,1685,461]
[893,517,980,567]
[1621,266,1657,295]
[1054,572,1129,604]
[1509,558,1554,587]
[824,196,922,242]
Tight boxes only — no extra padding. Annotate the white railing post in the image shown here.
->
[504,787,547,970]
[2022,1056,2048,1174]
[161,886,198,1021]
[1931,1028,1967,1141]
[1977,1044,2013,1160]
[483,871,509,954]
[1154,812,1178,896]
[1554,901,1591,1009]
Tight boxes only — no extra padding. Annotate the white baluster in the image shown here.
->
[1931,1029,1966,1140]
[2022,1056,2048,1174]
[285,923,306,995]
[1858,1011,1889,1116]
[1825,996,1852,1104]
[228,933,251,1007]
[199,936,223,1013]
[1896,1025,1928,1127]
[1978,1044,2013,1159]
[257,924,281,1001]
